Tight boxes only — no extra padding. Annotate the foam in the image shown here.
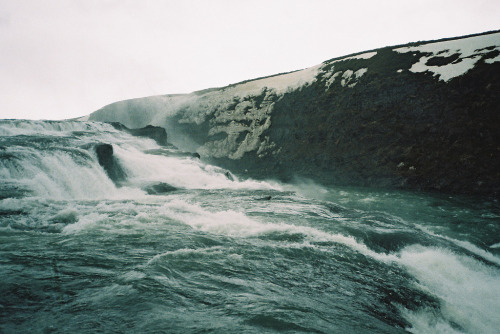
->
[415,225,500,266]
[147,246,225,265]
[0,120,280,202]
[0,119,116,136]
[0,146,120,200]
[50,207,79,224]
[399,308,463,334]
[62,211,110,234]
[398,245,500,334]
[158,197,500,334]
[156,199,399,264]
[113,144,280,191]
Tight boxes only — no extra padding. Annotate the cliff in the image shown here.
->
[86,31,500,196]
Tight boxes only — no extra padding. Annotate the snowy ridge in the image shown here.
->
[174,64,322,125]
[157,50,373,158]
[395,31,500,81]
[87,31,500,170]
[222,63,322,96]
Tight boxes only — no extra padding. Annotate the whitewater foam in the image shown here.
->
[2,119,499,334]
[0,119,117,136]
[398,245,500,334]
[0,146,120,200]
[113,144,280,191]
[0,120,281,202]
[157,198,500,334]
[147,246,226,265]
[415,225,500,266]
[155,199,399,263]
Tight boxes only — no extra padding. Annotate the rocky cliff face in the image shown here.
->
[86,31,500,196]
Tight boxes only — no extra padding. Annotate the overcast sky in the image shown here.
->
[1,0,499,120]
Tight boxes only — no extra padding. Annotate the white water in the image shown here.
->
[0,119,117,136]
[399,246,500,334]
[0,120,278,201]
[114,145,280,191]
[1,120,499,334]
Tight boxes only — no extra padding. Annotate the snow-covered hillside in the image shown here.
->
[395,32,500,81]
[86,31,500,195]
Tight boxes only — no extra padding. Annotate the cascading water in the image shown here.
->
[1,119,499,334]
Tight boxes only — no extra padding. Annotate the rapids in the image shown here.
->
[1,120,499,333]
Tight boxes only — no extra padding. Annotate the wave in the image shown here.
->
[2,119,499,334]
[151,199,500,334]
[0,119,117,136]
[0,120,279,200]
[398,245,500,334]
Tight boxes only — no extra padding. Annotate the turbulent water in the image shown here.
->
[1,120,499,334]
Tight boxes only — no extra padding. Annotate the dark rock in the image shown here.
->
[128,125,168,146]
[95,143,113,166]
[144,149,200,159]
[425,53,461,66]
[107,122,168,146]
[107,122,129,131]
[94,143,126,184]
[255,195,272,201]
[0,209,24,216]
[144,183,178,195]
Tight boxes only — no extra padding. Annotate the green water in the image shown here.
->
[1,120,499,333]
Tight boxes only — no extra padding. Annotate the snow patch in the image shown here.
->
[341,68,368,88]
[395,32,500,82]
[225,63,322,97]
[409,55,482,82]
[324,69,342,90]
[321,51,375,90]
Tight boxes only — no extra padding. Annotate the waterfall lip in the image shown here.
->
[0,119,279,201]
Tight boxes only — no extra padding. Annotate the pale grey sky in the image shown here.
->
[1,0,499,120]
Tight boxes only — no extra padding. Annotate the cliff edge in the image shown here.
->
[86,31,500,196]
